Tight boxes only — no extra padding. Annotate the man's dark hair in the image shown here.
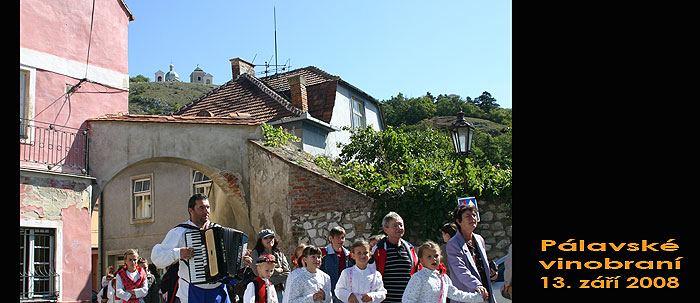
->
[453,204,477,224]
[188,193,208,210]
[441,222,458,237]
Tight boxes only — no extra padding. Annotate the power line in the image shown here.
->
[85,0,96,79]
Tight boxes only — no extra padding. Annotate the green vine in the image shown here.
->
[262,123,301,147]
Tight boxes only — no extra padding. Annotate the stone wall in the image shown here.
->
[474,199,512,260]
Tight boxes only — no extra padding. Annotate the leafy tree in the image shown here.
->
[473,91,500,113]
[382,93,437,126]
[435,94,465,117]
[316,125,511,243]
[130,75,150,83]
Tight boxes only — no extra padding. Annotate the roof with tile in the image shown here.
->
[174,73,304,123]
[88,113,260,126]
[173,66,366,124]
[261,66,340,92]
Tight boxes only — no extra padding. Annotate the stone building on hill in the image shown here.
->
[154,63,213,84]
[190,65,213,84]
[154,63,179,82]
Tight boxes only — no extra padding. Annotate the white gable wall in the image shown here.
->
[325,83,383,159]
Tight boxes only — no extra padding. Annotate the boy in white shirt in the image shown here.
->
[334,240,386,303]
[243,254,279,303]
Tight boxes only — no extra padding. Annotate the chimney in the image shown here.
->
[287,74,308,113]
[230,58,256,79]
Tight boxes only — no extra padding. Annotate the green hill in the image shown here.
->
[429,115,509,136]
[128,81,219,115]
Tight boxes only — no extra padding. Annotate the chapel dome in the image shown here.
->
[165,64,179,81]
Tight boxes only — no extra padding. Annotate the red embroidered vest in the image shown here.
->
[253,277,268,303]
[117,267,147,303]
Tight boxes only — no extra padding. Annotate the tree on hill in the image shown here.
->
[382,91,511,127]
[129,74,150,83]
[473,91,499,113]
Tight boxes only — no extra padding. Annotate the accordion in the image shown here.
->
[184,226,248,284]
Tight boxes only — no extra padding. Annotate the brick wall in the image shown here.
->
[288,165,374,249]
[249,140,375,257]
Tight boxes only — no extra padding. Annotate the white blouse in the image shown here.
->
[282,268,304,303]
[115,269,149,302]
[284,268,332,303]
[402,268,483,303]
[334,265,386,303]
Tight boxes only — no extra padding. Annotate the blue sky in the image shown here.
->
[126,1,512,109]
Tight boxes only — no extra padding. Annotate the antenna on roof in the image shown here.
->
[274,6,278,75]
[258,7,292,77]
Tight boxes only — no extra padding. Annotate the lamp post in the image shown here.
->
[449,109,475,155]
[450,109,476,199]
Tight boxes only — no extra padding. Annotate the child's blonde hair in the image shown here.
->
[124,248,138,258]
[417,241,441,259]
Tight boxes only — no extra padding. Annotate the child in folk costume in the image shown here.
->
[243,254,279,303]
[402,242,485,303]
[285,246,332,303]
[115,249,149,303]
[96,274,120,303]
[334,240,386,303]
[282,244,309,303]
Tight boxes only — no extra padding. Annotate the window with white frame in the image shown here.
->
[351,97,366,129]
[20,227,59,300]
[192,170,212,196]
[132,177,153,221]
[20,67,35,139]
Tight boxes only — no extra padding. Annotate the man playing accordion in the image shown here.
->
[152,193,253,303]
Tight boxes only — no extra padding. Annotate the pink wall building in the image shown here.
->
[20,0,133,302]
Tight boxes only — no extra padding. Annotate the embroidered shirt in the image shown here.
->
[401,268,483,303]
[285,268,332,303]
[334,265,386,303]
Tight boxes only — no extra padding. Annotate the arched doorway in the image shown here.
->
[96,157,253,274]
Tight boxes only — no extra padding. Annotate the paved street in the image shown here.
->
[491,281,512,302]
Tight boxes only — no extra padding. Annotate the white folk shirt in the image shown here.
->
[242,277,278,303]
[151,220,221,303]
[285,267,332,303]
[401,268,483,303]
[115,269,149,301]
[97,281,121,303]
[281,268,304,303]
[334,265,386,303]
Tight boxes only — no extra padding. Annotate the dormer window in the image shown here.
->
[197,110,213,117]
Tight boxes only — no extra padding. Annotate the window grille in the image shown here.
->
[20,227,59,301]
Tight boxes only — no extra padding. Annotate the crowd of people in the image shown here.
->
[98,193,511,303]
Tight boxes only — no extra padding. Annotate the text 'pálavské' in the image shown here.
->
[541,239,679,252]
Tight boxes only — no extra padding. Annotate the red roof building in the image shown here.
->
[175,58,385,157]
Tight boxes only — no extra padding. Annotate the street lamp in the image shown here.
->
[449,109,475,155]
